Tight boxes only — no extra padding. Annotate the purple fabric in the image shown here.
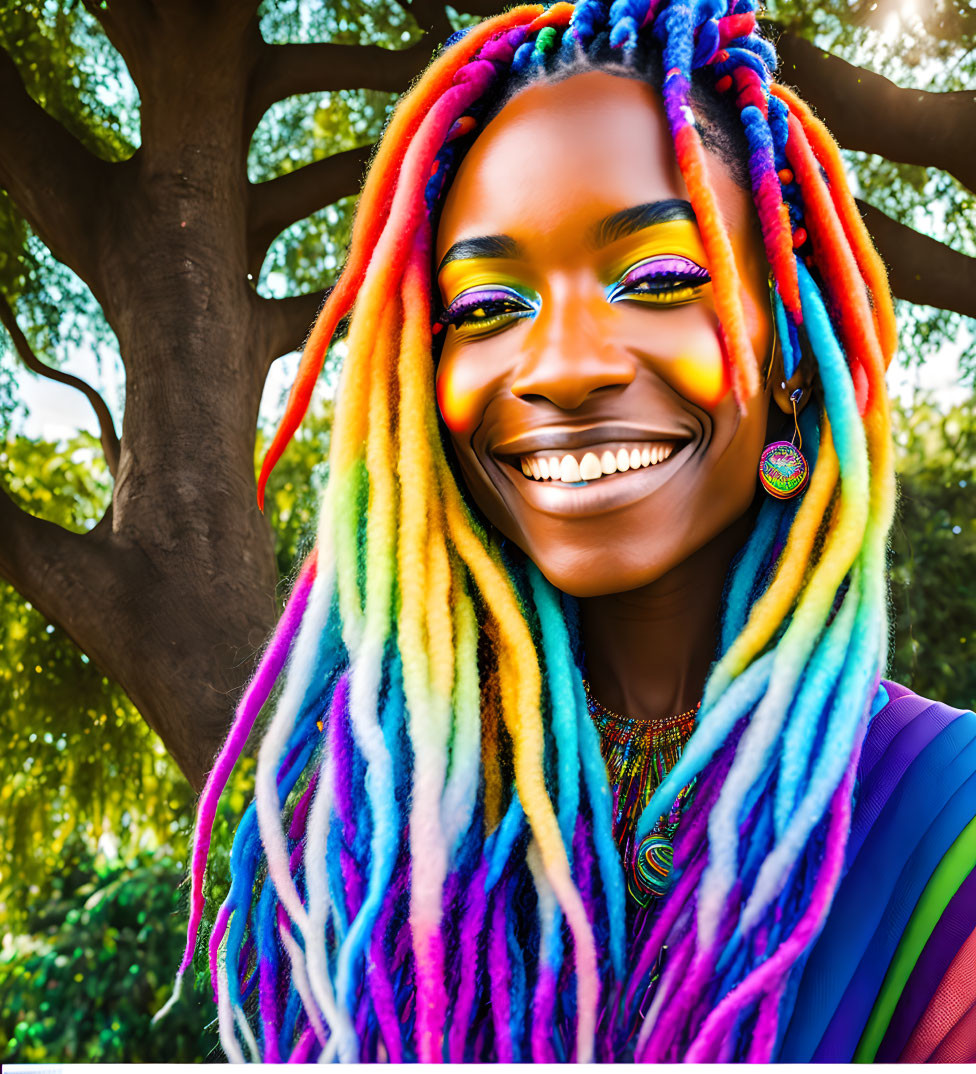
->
[875,865,976,1061]
[810,725,976,1059]
[847,697,958,862]
[859,686,930,781]
[778,687,975,1060]
[881,679,913,703]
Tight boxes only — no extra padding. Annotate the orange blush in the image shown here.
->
[436,369,480,435]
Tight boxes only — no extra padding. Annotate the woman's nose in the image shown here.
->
[510,293,635,410]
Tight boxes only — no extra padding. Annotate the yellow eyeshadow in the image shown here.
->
[600,220,709,284]
[437,261,528,307]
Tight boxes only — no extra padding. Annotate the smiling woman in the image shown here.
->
[432,70,779,611]
[161,0,976,1063]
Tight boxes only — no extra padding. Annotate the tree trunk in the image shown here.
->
[3,6,283,791]
[0,2,440,791]
[100,11,281,790]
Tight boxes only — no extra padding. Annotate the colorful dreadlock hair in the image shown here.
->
[159,0,898,1061]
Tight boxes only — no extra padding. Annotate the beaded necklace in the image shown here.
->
[583,679,699,907]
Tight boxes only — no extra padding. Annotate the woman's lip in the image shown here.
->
[492,423,691,457]
[495,441,691,518]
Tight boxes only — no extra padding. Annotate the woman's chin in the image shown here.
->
[516,540,680,599]
[513,507,755,599]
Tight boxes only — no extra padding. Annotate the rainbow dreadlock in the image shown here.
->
[159,0,897,1061]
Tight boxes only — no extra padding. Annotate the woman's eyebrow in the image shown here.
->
[437,235,521,274]
[436,199,696,275]
[592,198,696,247]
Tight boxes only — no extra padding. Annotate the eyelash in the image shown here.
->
[608,255,711,305]
[439,287,537,335]
[438,256,711,337]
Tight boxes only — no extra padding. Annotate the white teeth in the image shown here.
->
[559,454,581,482]
[518,442,678,482]
[579,452,602,481]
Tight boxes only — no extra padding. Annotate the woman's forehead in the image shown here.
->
[435,69,741,262]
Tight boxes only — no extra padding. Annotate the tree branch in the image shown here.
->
[396,0,454,41]
[452,0,508,15]
[245,0,511,139]
[254,289,331,367]
[0,478,113,643]
[79,0,142,65]
[247,145,373,273]
[774,31,976,192]
[0,294,121,476]
[0,43,117,293]
[247,38,435,134]
[858,198,976,318]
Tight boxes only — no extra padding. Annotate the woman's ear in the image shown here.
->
[768,356,816,414]
[766,343,816,417]
[763,278,816,416]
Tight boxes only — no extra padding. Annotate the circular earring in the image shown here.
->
[759,387,810,499]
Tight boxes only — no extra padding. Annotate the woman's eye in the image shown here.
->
[440,287,537,336]
[609,255,711,306]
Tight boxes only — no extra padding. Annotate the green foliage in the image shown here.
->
[888,393,976,710]
[0,432,196,933]
[0,1,139,160]
[0,1,135,378]
[259,398,333,578]
[0,843,219,1063]
[765,0,976,379]
[0,376,333,912]
[0,402,326,1062]
[250,0,421,299]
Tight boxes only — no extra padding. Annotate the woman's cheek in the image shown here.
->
[668,335,731,410]
[618,301,732,410]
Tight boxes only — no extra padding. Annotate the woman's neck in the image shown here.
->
[579,517,751,724]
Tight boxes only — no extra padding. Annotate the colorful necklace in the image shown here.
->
[582,679,699,907]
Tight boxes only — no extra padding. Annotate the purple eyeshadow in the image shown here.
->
[441,285,537,327]
[447,288,525,315]
[621,255,709,287]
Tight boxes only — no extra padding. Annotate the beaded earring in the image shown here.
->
[759,386,809,499]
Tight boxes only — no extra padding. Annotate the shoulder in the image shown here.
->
[853,680,976,853]
[850,683,976,1063]
[778,683,976,1062]
[861,679,976,769]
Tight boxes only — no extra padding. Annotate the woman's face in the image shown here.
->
[434,70,774,598]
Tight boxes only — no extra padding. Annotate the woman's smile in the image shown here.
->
[488,424,697,517]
